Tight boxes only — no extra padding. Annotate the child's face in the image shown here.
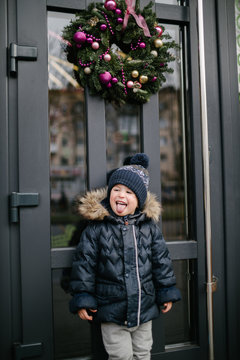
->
[110,184,138,217]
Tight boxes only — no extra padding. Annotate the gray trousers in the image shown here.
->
[101,321,153,360]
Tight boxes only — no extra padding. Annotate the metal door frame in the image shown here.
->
[1,0,239,359]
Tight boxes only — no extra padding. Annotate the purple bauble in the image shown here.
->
[73,31,86,44]
[104,0,117,11]
[86,37,93,44]
[99,71,112,84]
[117,17,123,24]
[139,42,146,49]
[115,8,122,15]
[151,76,157,82]
[111,77,118,84]
[100,24,107,31]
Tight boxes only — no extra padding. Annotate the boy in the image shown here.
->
[69,153,181,360]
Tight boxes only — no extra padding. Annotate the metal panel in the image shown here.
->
[201,1,227,358]
[155,4,190,24]
[47,0,85,10]
[17,0,53,357]
[187,0,208,357]
[152,345,200,359]
[0,0,11,358]
[216,0,240,358]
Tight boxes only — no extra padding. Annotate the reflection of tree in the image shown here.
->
[106,103,140,170]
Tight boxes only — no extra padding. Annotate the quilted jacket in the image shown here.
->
[69,188,181,328]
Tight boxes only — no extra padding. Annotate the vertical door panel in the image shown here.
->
[17,0,53,357]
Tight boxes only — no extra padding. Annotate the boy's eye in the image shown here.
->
[127,191,132,194]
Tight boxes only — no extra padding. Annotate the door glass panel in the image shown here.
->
[106,103,141,171]
[52,269,92,359]
[164,260,195,346]
[159,24,189,240]
[48,11,87,249]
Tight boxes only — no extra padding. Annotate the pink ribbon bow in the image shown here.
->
[122,0,151,37]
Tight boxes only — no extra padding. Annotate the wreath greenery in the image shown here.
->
[62,0,177,105]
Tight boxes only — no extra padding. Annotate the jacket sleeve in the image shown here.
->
[151,223,181,305]
[69,223,98,313]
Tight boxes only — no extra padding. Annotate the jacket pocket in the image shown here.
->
[142,281,155,296]
[96,283,126,305]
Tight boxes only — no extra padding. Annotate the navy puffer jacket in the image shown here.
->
[69,188,181,328]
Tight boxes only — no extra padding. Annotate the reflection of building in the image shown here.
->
[159,86,182,182]
[49,88,86,204]
[106,103,140,170]
[159,87,184,203]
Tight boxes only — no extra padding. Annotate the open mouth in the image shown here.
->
[116,201,127,213]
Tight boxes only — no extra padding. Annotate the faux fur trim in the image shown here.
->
[77,187,162,222]
[77,188,109,221]
[142,192,162,222]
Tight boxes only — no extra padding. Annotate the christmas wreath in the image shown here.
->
[62,0,177,105]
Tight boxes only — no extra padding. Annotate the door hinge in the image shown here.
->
[9,43,38,74]
[13,342,43,360]
[10,192,39,223]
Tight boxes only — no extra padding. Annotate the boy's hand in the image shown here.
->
[78,308,97,321]
[161,302,172,313]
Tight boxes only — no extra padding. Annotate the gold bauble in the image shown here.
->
[131,70,139,78]
[139,75,148,84]
[154,39,163,48]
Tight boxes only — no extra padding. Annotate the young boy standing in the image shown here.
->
[69,153,181,360]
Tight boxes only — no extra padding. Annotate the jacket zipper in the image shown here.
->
[132,225,141,326]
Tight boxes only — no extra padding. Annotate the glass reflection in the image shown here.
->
[52,269,92,359]
[106,103,141,171]
[158,24,187,240]
[48,12,87,248]
[164,260,194,345]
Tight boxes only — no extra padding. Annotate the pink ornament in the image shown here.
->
[104,0,117,11]
[117,17,123,24]
[127,81,134,88]
[92,42,99,50]
[152,76,157,82]
[111,77,118,84]
[73,31,87,44]
[115,8,122,15]
[100,24,107,31]
[86,37,93,44]
[155,26,163,37]
[99,72,112,84]
[139,42,146,49]
[76,44,82,48]
[104,54,111,62]
[107,82,112,88]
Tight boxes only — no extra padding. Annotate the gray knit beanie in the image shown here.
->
[107,153,149,209]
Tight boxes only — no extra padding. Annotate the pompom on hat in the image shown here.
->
[107,153,150,209]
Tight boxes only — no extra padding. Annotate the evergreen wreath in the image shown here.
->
[62,0,177,105]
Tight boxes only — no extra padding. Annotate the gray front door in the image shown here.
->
[3,0,227,359]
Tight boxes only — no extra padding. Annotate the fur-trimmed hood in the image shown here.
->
[76,187,162,223]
